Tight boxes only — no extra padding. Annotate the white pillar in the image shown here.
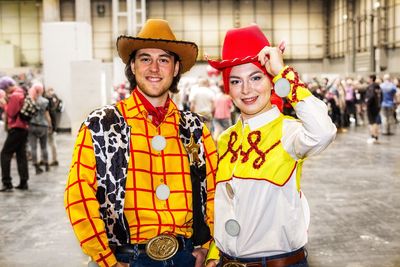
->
[42,22,93,130]
[43,0,60,22]
[75,0,92,25]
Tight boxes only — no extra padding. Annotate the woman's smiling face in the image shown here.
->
[228,63,273,120]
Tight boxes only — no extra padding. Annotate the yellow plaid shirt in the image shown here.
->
[64,91,218,267]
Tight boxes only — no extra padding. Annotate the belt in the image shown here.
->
[221,248,306,267]
[110,235,188,261]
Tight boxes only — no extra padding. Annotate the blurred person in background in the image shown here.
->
[45,87,63,166]
[28,83,52,174]
[325,78,344,132]
[365,75,382,144]
[0,89,6,123]
[380,74,397,135]
[212,82,233,140]
[0,76,29,191]
[337,79,347,131]
[343,78,357,127]
[394,77,400,122]
[189,77,216,133]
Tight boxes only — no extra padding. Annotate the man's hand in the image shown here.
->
[192,247,208,267]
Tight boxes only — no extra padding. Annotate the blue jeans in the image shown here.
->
[115,238,196,267]
[218,247,309,267]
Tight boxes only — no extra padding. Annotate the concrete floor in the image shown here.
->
[0,124,399,267]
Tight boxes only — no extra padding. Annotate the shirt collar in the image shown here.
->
[242,105,281,131]
[120,89,179,120]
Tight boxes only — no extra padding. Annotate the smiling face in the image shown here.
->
[131,48,180,106]
[229,63,273,120]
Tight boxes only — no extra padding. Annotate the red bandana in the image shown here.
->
[134,89,170,127]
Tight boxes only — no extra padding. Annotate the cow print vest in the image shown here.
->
[84,105,210,246]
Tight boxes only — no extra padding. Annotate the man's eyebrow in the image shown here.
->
[136,52,173,58]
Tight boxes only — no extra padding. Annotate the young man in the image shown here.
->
[0,76,30,191]
[64,19,218,267]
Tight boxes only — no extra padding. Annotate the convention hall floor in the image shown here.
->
[0,124,399,267]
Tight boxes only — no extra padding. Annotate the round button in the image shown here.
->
[225,219,240,236]
[155,184,170,200]
[274,78,291,97]
[152,135,167,151]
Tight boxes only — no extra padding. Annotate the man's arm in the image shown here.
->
[64,125,118,267]
[202,125,218,239]
[191,125,218,267]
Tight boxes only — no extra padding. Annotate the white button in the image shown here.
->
[274,78,291,97]
[155,184,170,200]
[225,219,240,236]
[152,135,167,151]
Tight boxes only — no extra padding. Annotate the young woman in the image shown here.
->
[206,24,337,267]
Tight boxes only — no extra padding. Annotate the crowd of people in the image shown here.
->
[0,74,63,192]
[305,74,399,143]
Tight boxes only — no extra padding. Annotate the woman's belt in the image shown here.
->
[221,247,306,267]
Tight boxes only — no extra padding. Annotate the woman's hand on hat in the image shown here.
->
[258,41,286,77]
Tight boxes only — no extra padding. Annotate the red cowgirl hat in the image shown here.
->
[208,24,283,111]
[208,24,270,70]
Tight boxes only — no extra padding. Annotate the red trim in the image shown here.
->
[216,162,297,187]
[219,131,241,163]
[208,55,259,70]
[220,130,281,170]
[281,67,306,104]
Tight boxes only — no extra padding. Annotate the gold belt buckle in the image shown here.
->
[145,234,179,261]
[222,261,247,267]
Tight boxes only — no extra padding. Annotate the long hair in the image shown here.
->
[124,50,182,94]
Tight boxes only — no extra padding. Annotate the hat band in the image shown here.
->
[208,55,258,70]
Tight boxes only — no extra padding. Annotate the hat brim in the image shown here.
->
[117,36,198,73]
[208,55,259,70]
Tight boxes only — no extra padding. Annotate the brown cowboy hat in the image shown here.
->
[117,19,198,73]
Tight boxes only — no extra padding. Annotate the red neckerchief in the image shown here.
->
[134,89,170,127]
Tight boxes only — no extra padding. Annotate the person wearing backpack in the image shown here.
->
[45,87,62,166]
[28,83,52,174]
[0,76,30,192]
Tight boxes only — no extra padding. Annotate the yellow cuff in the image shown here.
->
[205,241,220,265]
[272,66,312,107]
[272,65,290,83]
